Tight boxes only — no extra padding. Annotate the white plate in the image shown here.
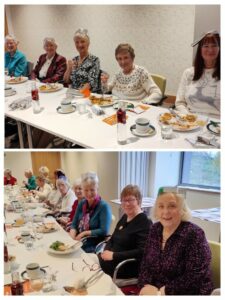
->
[158,113,200,132]
[130,124,156,137]
[48,241,82,255]
[39,83,63,93]
[89,94,118,107]
[6,76,28,84]
[56,105,76,114]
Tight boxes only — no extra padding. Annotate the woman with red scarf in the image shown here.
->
[70,172,112,253]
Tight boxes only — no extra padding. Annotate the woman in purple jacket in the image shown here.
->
[138,192,213,295]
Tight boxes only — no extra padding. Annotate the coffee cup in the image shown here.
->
[26,263,41,279]
[21,231,31,242]
[5,86,13,96]
[60,98,73,113]
[135,118,150,134]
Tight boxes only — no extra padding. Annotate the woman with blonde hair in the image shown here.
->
[23,170,36,191]
[138,192,213,295]
[63,29,101,92]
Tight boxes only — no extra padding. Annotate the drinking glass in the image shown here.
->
[30,276,44,292]
[24,237,34,251]
[161,124,173,139]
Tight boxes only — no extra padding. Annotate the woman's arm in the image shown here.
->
[141,69,162,104]
[14,55,27,77]
[90,201,112,237]
[175,68,191,113]
[63,60,74,83]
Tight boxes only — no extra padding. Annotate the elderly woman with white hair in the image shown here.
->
[5,35,27,77]
[31,37,67,83]
[22,170,36,191]
[138,192,213,295]
[70,172,112,253]
[4,168,17,186]
[53,176,75,212]
[32,175,52,202]
[57,178,84,231]
[63,29,101,92]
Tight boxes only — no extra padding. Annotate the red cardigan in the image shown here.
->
[31,52,67,83]
[4,176,17,185]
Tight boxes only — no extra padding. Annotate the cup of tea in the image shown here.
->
[135,118,150,134]
[26,263,41,279]
[21,231,31,242]
[61,98,73,113]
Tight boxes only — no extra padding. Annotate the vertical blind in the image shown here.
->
[119,152,150,197]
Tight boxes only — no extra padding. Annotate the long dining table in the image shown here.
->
[5,80,220,149]
[4,186,123,296]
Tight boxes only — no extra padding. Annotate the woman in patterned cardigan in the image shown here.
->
[63,28,101,93]
[31,37,66,83]
[138,192,213,295]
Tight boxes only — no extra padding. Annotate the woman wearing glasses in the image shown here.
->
[70,172,112,253]
[98,184,152,278]
[175,30,220,117]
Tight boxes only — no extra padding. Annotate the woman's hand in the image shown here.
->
[100,250,113,261]
[139,284,159,295]
[69,228,76,239]
[67,60,74,71]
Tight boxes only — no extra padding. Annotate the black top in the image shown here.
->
[98,212,152,278]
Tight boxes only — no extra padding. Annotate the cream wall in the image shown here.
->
[4,152,32,185]
[6,4,196,94]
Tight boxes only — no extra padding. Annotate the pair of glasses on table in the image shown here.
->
[72,259,100,272]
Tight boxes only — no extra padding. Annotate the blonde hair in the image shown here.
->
[120,184,142,205]
[39,166,49,177]
[151,192,192,222]
[36,175,46,183]
[73,28,90,42]
[4,168,12,175]
[25,169,33,177]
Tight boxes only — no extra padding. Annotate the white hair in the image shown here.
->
[81,172,99,186]
[73,177,82,187]
[73,28,90,42]
[25,169,33,176]
[43,37,57,47]
[56,176,70,189]
[5,35,18,44]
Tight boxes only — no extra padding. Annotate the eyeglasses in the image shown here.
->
[72,259,100,272]
[121,198,136,204]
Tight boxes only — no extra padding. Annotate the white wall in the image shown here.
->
[6,4,197,94]
[4,152,32,185]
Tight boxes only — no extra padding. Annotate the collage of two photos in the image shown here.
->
[4,3,221,297]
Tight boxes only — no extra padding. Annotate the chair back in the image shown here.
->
[208,240,220,288]
[151,73,166,97]
[27,61,34,77]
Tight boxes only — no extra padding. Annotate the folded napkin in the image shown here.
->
[8,96,32,110]
[102,114,128,125]
[129,104,150,114]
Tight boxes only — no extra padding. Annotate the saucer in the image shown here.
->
[130,124,156,137]
[21,268,46,280]
[56,105,76,114]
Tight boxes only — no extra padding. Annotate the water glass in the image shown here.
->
[24,237,34,251]
[161,124,173,139]
[78,103,87,114]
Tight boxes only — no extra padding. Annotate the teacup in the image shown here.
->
[21,231,31,242]
[135,118,150,134]
[26,263,41,279]
[61,98,73,113]
[5,86,13,96]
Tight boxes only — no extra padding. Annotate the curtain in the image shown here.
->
[119,152,150,197]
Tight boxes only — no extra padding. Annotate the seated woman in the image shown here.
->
[45,169,66,208]
[98,184,151,278]
[22,170,36,191]
[32,175,52,202]
[70,172,112,253]
[38,166,51,184]
[30,37,67,83]
[138,192,213,295]
[4,168,17,186]
[63,28,101,93]
[57,178,84,231]
[50,176,75,213]
[101,43,162,104]
[5,35,28,77]
[175,30,220,117]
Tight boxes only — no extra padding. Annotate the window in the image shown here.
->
[179,152,220,189]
